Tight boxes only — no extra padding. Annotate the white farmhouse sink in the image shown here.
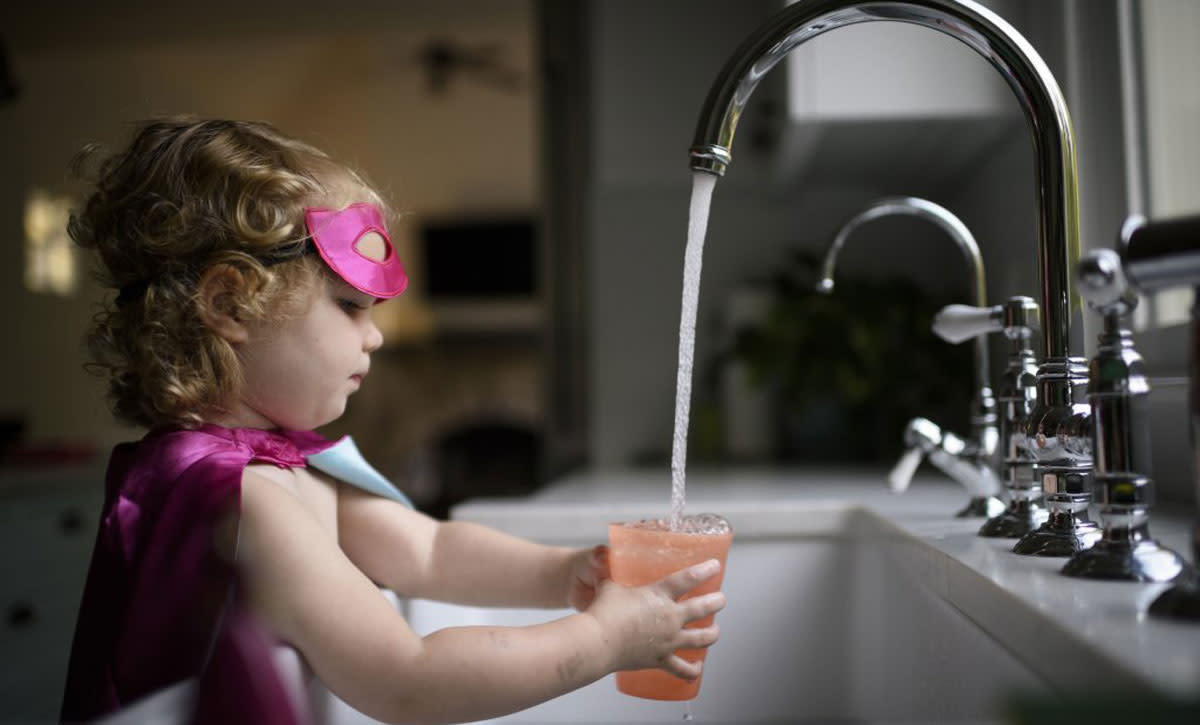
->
[405,505,1044,724]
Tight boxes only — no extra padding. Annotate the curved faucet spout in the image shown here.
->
[815,196,993,429]
[817,196,986,310]
[688,0,1082,362]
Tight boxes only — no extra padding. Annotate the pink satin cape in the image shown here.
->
[59,424,338,723]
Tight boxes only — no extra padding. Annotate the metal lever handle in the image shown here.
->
[1121,213,1200,292]
[888,447,924,493]
[1078,248,1137,315]
[932,304,1003,344]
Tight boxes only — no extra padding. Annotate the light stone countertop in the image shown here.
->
[451,466,1200,701]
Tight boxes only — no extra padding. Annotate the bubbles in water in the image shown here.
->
[620,513,731,535]
[681,512,732,535]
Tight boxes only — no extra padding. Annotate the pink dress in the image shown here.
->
[60,425,356,723]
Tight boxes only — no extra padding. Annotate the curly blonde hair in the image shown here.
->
[70,116,390,429]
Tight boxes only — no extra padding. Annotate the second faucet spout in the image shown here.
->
[817,196,992,425]
[818,196,999,515]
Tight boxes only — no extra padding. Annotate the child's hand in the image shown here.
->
[566,545,609,611]
[585,559,726,679]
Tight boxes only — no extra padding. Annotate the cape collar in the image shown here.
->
[176,424,339,467]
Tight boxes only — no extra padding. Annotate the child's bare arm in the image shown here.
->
[337,484,596,608]
[239,470,723,725]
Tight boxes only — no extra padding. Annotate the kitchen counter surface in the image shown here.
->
[452,466,1200,700]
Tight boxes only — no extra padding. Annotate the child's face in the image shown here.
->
[231,277,383,431]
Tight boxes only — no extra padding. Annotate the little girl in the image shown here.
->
[60,117,725,724]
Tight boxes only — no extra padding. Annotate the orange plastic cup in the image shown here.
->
[607,515,732,701]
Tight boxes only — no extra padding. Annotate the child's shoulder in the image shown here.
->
[110,425,330,505]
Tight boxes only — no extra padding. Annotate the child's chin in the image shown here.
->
[315,402,349,429]
[280,406,345,432]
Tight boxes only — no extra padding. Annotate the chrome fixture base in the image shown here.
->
[1149,577,1200,621]
[1012,511,1101,557]
[1147,521,1200,619]
[1061,526,1190,581]
[956,496,1005,519]
[979,499,1048,538]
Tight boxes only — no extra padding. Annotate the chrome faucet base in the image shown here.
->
[1149,577,1200,621]
[956,496,1005,519]
[1012,511,1101,557]
[1060,526,1190,582]
[979,499,1048,538]
[1148,522,1200,619]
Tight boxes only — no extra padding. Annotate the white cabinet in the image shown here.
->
[0,478,103,722]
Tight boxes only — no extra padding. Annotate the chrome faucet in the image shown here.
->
[816,196,1001,517]
[935,297,1046,536]
[689,0,1092,550]
[1113,213,1200,619]
[1059,247,1188,582]
[888,417,1002,517]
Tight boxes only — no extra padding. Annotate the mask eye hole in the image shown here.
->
[354,231,390,263]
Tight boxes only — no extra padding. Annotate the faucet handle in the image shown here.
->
[932,304,1003,343]
[888,447,925,493]
[1120,212,1200,292]
[933,297,1039,344]
[1077,248,1137,317]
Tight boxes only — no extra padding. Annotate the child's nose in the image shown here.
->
[364,319,384,352]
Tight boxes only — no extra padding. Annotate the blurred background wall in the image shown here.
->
[1,0,1193,503]
[2,0,1198,719]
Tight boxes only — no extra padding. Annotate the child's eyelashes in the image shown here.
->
[337,297,369,313]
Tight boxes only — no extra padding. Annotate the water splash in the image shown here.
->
[670,171,718,531]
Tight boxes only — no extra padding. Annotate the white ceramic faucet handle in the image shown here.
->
[888,447,925,493]
[932,304,1003,344]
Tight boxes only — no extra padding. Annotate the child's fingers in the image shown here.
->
[682,591,726,622]
[658,559,721,599]
[662,654,703,681]
[677,624,720,650]
[591,544,610,576]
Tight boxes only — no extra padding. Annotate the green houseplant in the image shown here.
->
[728,251,974,463]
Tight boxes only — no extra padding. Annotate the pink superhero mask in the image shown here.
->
[304,202,408,300]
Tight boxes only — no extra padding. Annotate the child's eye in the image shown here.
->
[338,298,368,313]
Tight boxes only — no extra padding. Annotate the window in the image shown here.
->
[23,189,77,296]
